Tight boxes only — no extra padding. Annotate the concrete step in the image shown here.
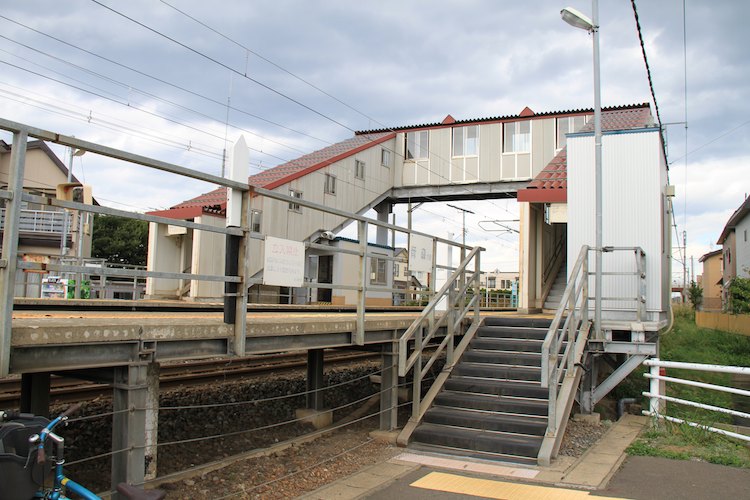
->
[434,390,548,415]
[453,362,541,382]
[444,376,549,399]
[411,423,543,460]
[424,406,547,436]
[483,317,553,329]
[476,325,548,340]
[462,349,541,367]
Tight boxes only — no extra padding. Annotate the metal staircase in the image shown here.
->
[397,245,593,466]
[409,316,553,464]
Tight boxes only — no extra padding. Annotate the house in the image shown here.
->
[0,140,93,298]
[717,196,750,307]
[698,249,722,310]
[480,271,518,291]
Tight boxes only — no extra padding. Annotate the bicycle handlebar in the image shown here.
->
[60,402,83,419]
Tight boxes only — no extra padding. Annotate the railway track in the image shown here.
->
[0,350,381,407]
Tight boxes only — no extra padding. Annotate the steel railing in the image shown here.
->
[0,208,75,234]
[642,358,750,443]
[395,246,483,445]
[0,117,476,377]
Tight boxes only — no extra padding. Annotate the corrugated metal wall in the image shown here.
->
[567,129,667,319]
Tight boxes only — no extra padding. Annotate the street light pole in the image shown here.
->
[592,0,603,340]
[562,0,603,339]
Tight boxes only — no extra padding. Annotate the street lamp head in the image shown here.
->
[561,7,595,32]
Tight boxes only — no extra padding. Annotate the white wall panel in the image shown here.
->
[568,129,667,319]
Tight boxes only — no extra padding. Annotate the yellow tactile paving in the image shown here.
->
[410,472,619,500]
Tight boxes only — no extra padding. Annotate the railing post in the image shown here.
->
[649,359,661,417]
[446,287,455,367]
[411,324,423,419]
[428,238,437,333]
[356,220,367,345]
[582,250,589,325]
[474,252,481,326]
[0,130,27,376]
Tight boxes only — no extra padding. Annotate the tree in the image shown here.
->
[687,280,703,311]
[91,214,149,266]
[727,275,750,315]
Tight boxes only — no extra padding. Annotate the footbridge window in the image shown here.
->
[452,125,479,157]
[405,131,429,160]
[503,121,530,153]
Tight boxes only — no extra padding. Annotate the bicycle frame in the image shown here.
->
[30,404,101,500]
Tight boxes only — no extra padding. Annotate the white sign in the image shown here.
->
[408,234,433,273]
[263,236,304,287]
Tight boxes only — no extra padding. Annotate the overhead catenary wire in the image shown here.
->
[80,2,528,224]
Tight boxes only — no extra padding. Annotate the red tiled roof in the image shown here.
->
[518,148,567,203]
[518,105,654,204]
[147,131,394,219]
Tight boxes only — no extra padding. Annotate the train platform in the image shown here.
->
[301,413,750,499]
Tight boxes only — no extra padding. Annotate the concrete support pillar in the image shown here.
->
[111,364,149,493]
[375,202,392,247]
[379,342,398,431]
[306,349,325,410]
[144,363,160,481]
[20,372,50,417]
[518,202,539,313]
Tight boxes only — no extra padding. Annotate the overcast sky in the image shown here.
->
[1,0,748,278]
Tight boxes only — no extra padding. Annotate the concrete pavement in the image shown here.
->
[301,414,726,499]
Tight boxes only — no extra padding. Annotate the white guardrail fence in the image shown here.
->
[643,358,750,442]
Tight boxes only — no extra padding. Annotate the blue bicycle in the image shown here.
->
[1,405,164,500]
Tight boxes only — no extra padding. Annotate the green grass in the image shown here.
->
[622,307,750,468]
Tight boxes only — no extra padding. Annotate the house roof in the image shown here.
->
[717,196,750,244]
[355,102,651,135]
[148,131,394,219]
[699,248,722,263]
[517,104,654,204]
[0,139,81,185]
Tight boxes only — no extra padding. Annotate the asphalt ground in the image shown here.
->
[364,456,750,500]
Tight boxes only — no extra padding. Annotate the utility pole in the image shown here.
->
[683,230,688,303]
[446,204,475,249]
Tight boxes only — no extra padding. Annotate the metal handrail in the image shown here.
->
[642,358,750,443]
[541,245,590,438]
[396,246,482,428]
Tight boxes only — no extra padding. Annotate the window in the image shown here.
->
[452,125,479,157]
[556,115,590,149]
[381,149,391,167]
[289,189,302,212]
[503,121,530,153]
[370,257,387,285]
[393,263,399,277]
[251,209,262,232]
[324,174,336,195]
[487,277,496,288]
[355,159,365,179]
[405,131,429,160]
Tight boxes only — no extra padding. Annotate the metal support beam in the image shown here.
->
[379,342,398,431]
[591,354,648,405]
[20,372,50,417]
[579,353,597,414]
[0,130,27,376]
[306,349,325,411]
[111,364,149,494]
